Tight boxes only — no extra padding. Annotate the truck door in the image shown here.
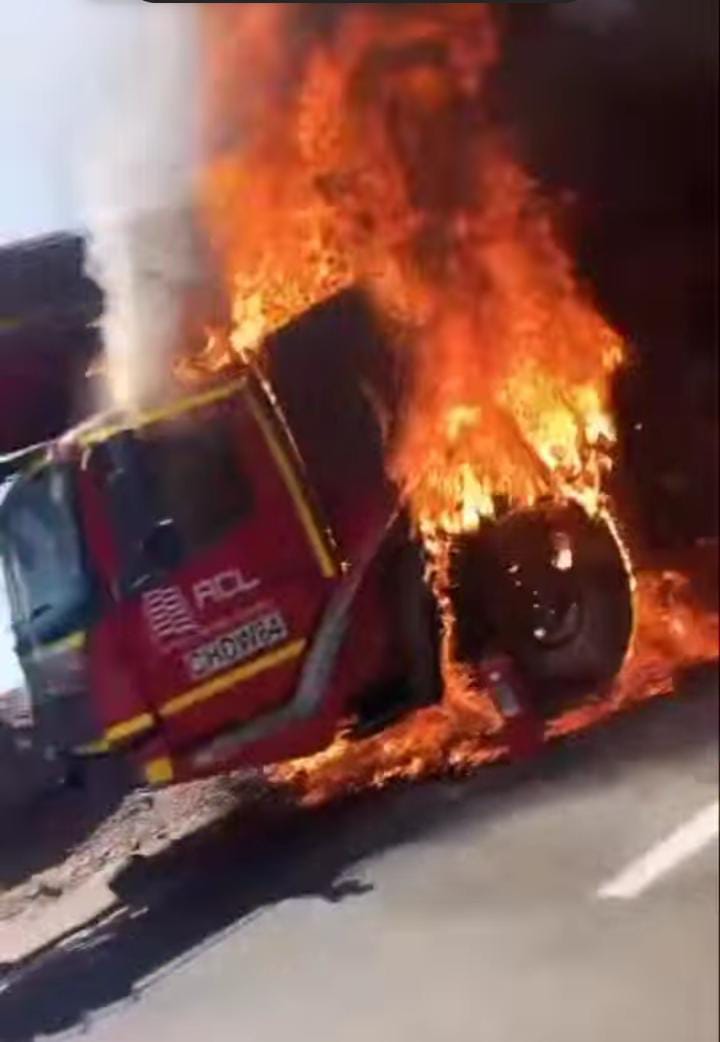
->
[86,380,339,755]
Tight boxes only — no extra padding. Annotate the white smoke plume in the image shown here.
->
[78,3,209,411]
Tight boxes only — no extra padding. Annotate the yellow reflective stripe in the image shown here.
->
[103,640,305,743]
[246,393,337,579]
[73,738,112,755]
[159,639,307,720]
[144,757,174,786]
[37,630,87,656]
[105,712,155,744]
[78,378,248,447]
[133,378,248,429]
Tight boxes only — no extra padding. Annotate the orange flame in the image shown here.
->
[199,4,623,530]
[192,6,717,801]
[269,564,718,806]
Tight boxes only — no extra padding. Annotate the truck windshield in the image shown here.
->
[0,465,92,648]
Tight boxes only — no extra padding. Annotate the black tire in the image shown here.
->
[450,503,633,703]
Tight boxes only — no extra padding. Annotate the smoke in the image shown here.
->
[78,3,208,411]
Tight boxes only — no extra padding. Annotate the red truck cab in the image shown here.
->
[0,291,633,789]
[0,293,438,786]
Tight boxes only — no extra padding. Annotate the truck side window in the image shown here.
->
[92,403,253,596]
[138,407,253,554]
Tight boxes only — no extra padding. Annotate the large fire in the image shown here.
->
[188,4,717,801]
[199,3,622,527]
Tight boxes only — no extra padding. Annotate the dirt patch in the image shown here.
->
[0,769,267,928]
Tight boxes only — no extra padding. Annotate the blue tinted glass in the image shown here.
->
[0,466,92,646]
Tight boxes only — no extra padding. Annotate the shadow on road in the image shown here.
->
[0,665,716,1042]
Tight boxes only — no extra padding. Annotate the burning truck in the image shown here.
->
[0,287,633,791]
[0,4,687,796]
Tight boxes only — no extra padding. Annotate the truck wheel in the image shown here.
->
[450,503,634,705]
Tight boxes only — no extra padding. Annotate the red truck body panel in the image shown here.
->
[71,374,402,784]
[0,292,419,787]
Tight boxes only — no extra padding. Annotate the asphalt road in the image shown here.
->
[0,668,717,1042]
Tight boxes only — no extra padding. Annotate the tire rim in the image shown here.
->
[529,593,583,649]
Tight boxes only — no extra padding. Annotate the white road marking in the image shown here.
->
[598,799,719,900]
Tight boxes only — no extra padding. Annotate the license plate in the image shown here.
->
[186,611,289,681]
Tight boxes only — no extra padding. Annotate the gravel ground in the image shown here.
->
[0,770,272,926]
